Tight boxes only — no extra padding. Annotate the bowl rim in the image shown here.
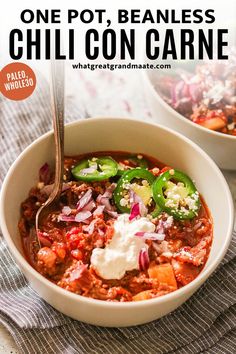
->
[142,68,236,141]
[0,117,234,309]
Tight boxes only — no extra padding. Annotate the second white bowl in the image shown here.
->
[143,70,236,170]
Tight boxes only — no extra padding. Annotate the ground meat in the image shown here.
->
[58,261,94,294]
[57,261,133,301]
[29,186,48,203]
[165,217,212,247]
[171,259,200,285]
[21,197,39,223]
[71,183,94,196]
[173,234,212,266]
[132,283,176,301]
[88,284,132,302]
[105,287,133,302]
[128,272,157,294]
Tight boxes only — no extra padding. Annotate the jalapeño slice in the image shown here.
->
[113,168,156,214]
[72,156,118,182]
[152,169,200,220]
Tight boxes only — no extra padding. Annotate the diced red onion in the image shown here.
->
[135,232,165,241]
[193,221,203,231]
[80,164,97,175]
[182,82,190,98]
[83,219,97,234]
[152,240,170,254]
[157,226,165,234]
[139,248,150,271]
[105,210,118,218]
[96,184,117,209]
[171,79,202,107]
[39,163,51,184]
[134,193,142,204]
[37,231,52,247]
[93,205,105,216]
[96,195,103,204]
[41,184,54,196]
[156,224,164,234]
[102,198,113,211]
[98,228,105,237]
[129,189,134,204]
[129,203,140,221]
[81,200,96,212]
[75,211,92,222]
[173,80,185,106]
[129,190,147,218]
[59,211,91,223]
[102,183,117,199]
[156,217,173,234]
[129,189,142,204]
[95,184,118,216]
[58,214,75,222]
[138,202,148,217]
[129,202,147,221]
[77,189,92,211]
[171,84,177,105]
[189,83,201,102]
[62,206,72,216]
[96,195,113,211]
[70,263,88,281]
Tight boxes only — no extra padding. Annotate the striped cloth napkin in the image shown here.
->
[0,72,236,354]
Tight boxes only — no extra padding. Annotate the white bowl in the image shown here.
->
[142,70,236,170]
[0,118,234,327]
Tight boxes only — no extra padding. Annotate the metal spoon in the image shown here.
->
[35,58,64,246]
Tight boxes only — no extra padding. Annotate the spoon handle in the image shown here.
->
[50,57,64,199]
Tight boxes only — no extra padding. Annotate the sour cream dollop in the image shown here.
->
[90,214,155,279]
